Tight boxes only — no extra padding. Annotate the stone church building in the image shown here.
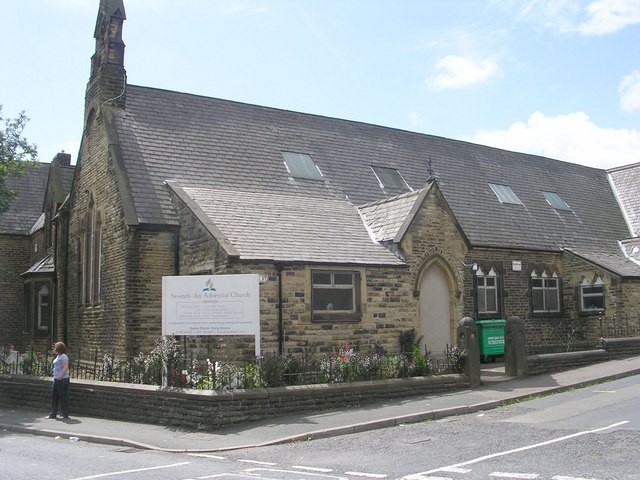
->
[2,0,639,360]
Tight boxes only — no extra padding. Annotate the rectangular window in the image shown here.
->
[489,183,523,205]
[282,152,323,180]
[477,276,498,314]
[37,283,50,331]
[312,271,361,321]
[581,285,604,312]
[532,278,560,313]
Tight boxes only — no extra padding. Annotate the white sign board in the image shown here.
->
[162,274,260,355]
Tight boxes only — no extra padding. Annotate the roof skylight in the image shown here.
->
[282,152,323,180]
[489,183,523,205]
[371,166,411,191]
[542,191,570,210]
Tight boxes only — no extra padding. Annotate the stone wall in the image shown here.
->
[0,235,30,349]
[64,110,130,356]
[0,373,468,431]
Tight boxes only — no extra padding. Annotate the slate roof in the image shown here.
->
[609,162,640,237]
[168,184,404,266]
[23,253,55,276]
[0,163,50,235]
[359,189,423,242]
[108,85,632,268]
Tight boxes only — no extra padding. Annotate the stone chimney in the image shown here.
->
[52,152,71,167]
[86,0,127,110]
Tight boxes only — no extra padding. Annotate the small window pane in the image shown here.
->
[313,289,353,311]
[334,273,353,285]
[485,291,497,312]
[282,152,323,180]
[532,289,544,311]
[312,272,331,285]
[489,183,523,205]
[532,278,543,287]
[545,290,559,311]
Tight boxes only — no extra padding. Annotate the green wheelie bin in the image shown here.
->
[476,319,506,362]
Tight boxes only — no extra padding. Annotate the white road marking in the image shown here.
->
[189,453,227,460]
[490,473,539,479]
[552,477,601,480]
[440,467,471,473]
[403,421,628,479]
[344,471,387,478]
[592,390,616,394]
[292,465,334,472]
[244,467,348,479]
[405,476,452,480]
[66,461,190,480]
[237,459,278,466]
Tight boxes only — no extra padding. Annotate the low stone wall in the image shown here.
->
[598,337,640,357]
[527,349,610,376]
[526,337,640,376]
[0,373,468,431]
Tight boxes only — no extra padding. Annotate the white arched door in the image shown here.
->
[419,263,452,357]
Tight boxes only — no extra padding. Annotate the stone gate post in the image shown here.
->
[457,317,481,387]
[504,315,528,378]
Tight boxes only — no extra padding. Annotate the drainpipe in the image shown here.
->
[276,263,284,355]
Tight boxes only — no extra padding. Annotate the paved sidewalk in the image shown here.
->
[2,355,640,453]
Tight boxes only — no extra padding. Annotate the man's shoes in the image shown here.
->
[61,415,69,419]
[45,415,56,419]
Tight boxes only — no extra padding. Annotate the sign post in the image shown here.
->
[162,274,261,356]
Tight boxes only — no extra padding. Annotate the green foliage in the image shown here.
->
[0,105,39,213]
[399,328,423,354]
[447,345,467,374]
[411,345,431,376]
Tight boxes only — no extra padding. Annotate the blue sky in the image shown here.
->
[3,0,639,170]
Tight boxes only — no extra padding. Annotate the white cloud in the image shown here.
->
[463,111,640,169]
[409,112,423,127]
[510,0,640,35]
[575,0,640,35]
[427,56,501,90]
[619,71,640,112]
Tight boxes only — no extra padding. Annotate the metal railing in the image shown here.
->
[0,344,465,390]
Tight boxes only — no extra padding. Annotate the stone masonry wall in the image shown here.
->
[0,373,468,431]
[0,236,30,349]
[65,109,129,356]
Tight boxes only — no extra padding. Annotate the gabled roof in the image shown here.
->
[167,183,404,266]
[108,85,631,257]
[0,163,50,235]
[359,189,423,242]
[608,162,640,237]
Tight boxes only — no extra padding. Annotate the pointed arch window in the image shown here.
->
[80,195,103,305]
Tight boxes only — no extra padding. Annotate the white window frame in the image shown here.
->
[476,267,499,314]
[312,271,356,313]
[531,271,560,313]
[580,276,605,312]
[37,284,50,331]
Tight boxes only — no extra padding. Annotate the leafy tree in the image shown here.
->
[0,104,38,213]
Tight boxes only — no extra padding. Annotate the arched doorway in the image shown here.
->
[419,262,453,358]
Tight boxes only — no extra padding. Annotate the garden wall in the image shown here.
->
[0,373,468,431]
[526,337,640,376]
